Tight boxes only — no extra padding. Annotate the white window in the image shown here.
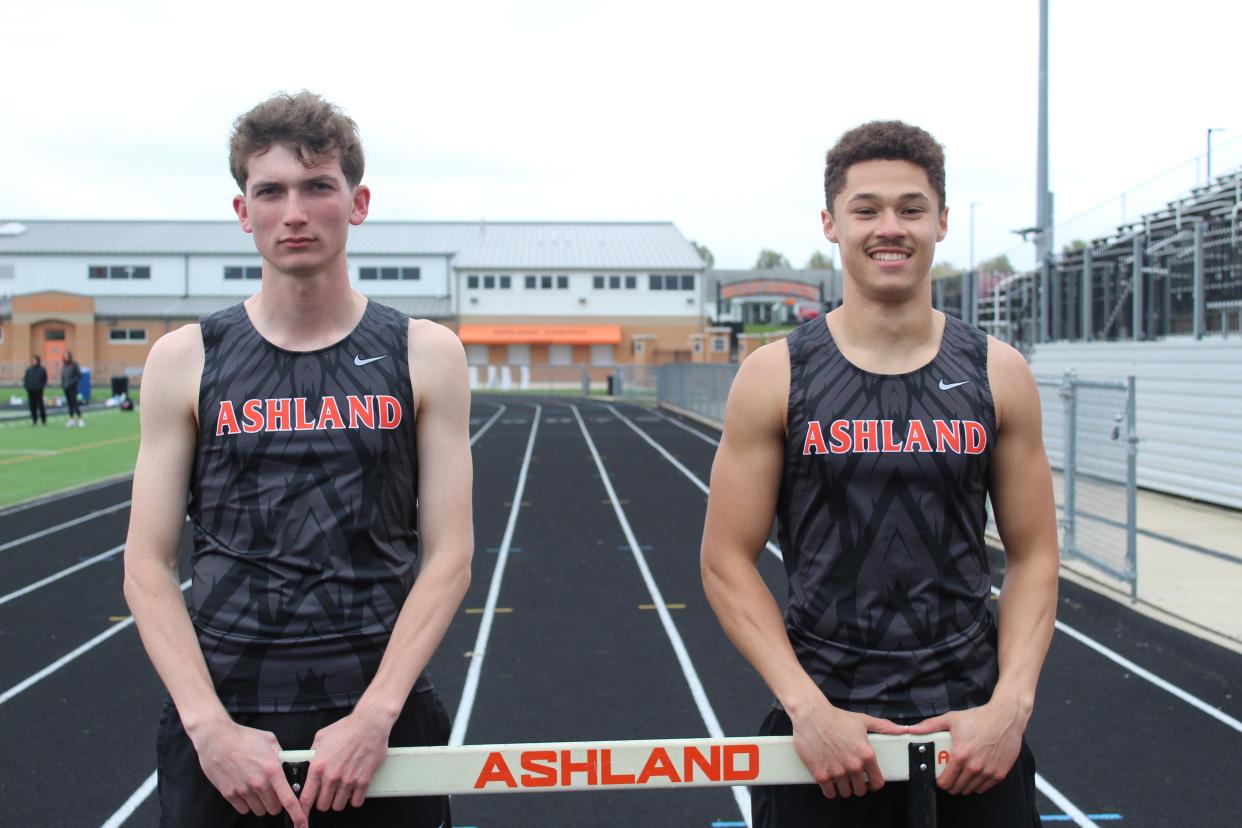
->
[89,265,150,280]
[711,336,728,353]
[632,339,645,354]
[466,275,479,289]
[465,344,489,366]
[109,328,148,343]
[589,344,614,366]
[507,344,531,365]
[549,344,572,365]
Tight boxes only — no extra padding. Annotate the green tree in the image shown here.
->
[805,250,835,270]
[978,254,1014,276]
[692,241,715,269]
[930,261,961,280]
[754,249,791,269]
[1061,239,1087,255]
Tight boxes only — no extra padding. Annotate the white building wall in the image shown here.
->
[0,255,187,297]
[350,256,450,297]
[457,271,700,317]
[185,255,451,297]
[1029,337,1242,509]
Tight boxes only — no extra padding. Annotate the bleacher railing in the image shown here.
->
[937,168,1242,347]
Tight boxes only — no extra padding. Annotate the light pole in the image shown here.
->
[1207,128,1226,182]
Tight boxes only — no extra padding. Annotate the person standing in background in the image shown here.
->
[61,351,84,427]
[24,355,48,426]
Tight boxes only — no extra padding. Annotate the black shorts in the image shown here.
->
[157,689,452,828]
[751,707,1040,828]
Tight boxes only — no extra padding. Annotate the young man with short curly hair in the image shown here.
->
[702,120,1057,827]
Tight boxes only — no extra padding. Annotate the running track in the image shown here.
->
[1,397,1240,827]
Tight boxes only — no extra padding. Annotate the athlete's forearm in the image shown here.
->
[354,544,472,727]
[991,546,1058,717]
[702,550,823,713]
[123,550,232,736]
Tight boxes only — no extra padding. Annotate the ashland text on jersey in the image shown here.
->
[190,301,429,713]
[777,314,999,720]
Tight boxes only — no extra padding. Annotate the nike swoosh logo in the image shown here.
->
[354,354,389,366]
[938,379,971,391]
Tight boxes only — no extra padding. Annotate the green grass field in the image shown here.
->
[0,406,141,508]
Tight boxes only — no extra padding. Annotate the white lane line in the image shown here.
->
[450,404,541,746]
[469,404,506,447]
[0,499,132,554]
[0,543,125,607]
[0,473,134,518]
[0,579,191,706]
[607,404,782,563]
[573,404,751,825]
[100,770,157,828]
[1035,773,1101,827]
[653,407,722,446]
[988,586,1242,734]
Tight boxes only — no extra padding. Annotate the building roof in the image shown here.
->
[0,220,706,270]
[85,295,453,319]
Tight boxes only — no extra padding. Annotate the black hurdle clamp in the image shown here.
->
[283,760,311,795]
[907,741,937,828]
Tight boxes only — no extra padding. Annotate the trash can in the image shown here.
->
[79,368,91,402]
[111,376,130,397]
[606,375,616,396]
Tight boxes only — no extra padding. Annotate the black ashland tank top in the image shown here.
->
[776,313,999,719]
[190,300,429,713]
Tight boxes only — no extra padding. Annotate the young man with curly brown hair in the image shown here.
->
[125,91,472,828]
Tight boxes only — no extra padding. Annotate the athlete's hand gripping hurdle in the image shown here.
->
[282,732,951,826]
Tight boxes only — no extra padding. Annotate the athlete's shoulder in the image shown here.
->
[726,339,790,435]
[408,318,466,359]
[147,323,204,367]
[985,336,1037,429]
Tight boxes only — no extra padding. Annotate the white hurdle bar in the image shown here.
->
[280,733,952,797]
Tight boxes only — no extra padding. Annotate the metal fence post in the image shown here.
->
[1039,258,1050,343]
[1082,247,1093,342]
[1125,374,1139,600]
[1051,262,1062,340]
[1193,221,1206,339]
[1131,235,1144,341]
[1061,372,1077,559]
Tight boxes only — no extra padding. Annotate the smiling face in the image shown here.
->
[232,144,370,279]
[822,158,947,303]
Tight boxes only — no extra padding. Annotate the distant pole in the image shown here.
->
[1035,0,1053,263]
[1207,128,1226,182]
[969,202,980,272]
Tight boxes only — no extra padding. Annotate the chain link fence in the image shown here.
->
[1034,373,1138,596]
[656,363,737,424]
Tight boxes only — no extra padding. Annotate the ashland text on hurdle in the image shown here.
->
[470,743,953,790]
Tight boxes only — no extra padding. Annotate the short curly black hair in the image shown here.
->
[823,121,945,212]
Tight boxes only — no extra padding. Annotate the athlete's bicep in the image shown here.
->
[126,328,202,569]
[409,321,473,565]
[987,340,1058,565]
[702,345,788,567]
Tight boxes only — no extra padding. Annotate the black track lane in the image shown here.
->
[429,400,543,719]
[0,508,133,593]
[0,530,191,827]
[453,402,742,828]
[591,401,787,740]
[0,477,132,543]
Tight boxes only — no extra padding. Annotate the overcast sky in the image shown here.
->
[4,0,1239,271]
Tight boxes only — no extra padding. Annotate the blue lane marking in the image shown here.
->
[1040,815,1123,822]
[711,822,747,827]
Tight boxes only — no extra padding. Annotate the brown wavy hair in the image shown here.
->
[823,121,945,213]
[229,91,364,191]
